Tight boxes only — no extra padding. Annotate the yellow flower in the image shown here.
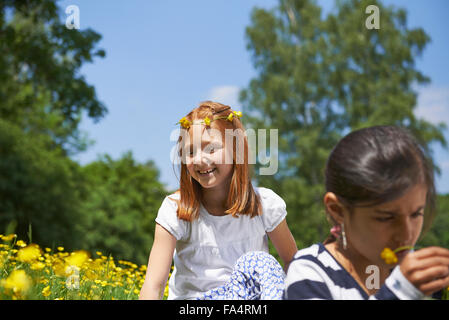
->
[204,116,211,126]
[227,113,234,122]
[1,269,32,294]
[65,250,90,268]
[1,234,17,241]
[52,259,67,277]
[380,248,398,264]
[15,240,27,247]
[234,111,242,118]
[17,244,42,263]
[30,261,46,271]
[42,285,51,297]
[57,246,64,252]
[178,117,191,129]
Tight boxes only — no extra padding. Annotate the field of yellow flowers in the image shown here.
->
[0,234,169,300]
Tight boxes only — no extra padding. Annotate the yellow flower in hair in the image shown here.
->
[204,116,211,126]
[178,117,191,129]
[226,110,242,122]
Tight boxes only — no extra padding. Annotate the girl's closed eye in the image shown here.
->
[374,210,424,222]
[375,215,394,222]
[411,211,424,218]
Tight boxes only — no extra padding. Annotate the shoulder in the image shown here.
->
[155,192,188,241]
[287,243,343,282]
[255,187,287,232]
[284,243,337,299]
[166,191,180,202]
[289,243,341,273]
[256,187,286,209]
[158,192,180,209]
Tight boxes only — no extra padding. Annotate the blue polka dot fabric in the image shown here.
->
[198,251,285,300]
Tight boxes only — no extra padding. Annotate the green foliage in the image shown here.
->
[79,152,166,265]
[0,0,106,155]
[0,118,87,249]
[0,1,167,265]
[419,194,449,249]
[242,0,448,248]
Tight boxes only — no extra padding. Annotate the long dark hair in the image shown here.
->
[324,125,436,243]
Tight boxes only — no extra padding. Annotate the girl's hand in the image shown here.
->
[400,246,449,296]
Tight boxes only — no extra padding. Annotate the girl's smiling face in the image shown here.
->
[326,183,427,268]
[184,125,234,190]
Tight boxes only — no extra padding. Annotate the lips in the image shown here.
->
[198,168,216,175]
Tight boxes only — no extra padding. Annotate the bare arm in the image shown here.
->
[267,218,298,272]
[139,223,176,300]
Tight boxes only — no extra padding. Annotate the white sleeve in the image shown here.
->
[380,265,425,300]
[155,196,188,241]
[258,187,288,232]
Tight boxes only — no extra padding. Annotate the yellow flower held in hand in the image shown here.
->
[380,248,398,264]
[381,246,414,264]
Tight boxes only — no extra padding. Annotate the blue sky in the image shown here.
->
[63,0,449,193]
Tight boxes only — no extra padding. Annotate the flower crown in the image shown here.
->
[176,106,243,129]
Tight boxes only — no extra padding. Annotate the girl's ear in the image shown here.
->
[323,192,347,224]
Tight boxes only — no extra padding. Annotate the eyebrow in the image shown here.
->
[374,206,425,215]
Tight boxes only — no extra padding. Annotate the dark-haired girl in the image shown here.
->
[284,125,449,300]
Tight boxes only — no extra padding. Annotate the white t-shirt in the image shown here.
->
[155,187,287,300]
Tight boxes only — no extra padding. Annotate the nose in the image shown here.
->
[393,217,415,245]
[193,148,211,165]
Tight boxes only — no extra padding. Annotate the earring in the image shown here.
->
[341,223,347,250]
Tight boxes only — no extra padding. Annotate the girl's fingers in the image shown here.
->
[418,273,449,296]
[406,256,449,271]
[411,265,449,285]
[412,247,449,260]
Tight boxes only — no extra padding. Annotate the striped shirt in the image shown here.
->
[283,243,426,300]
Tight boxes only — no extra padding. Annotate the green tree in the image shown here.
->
[241,0,447,248]
[0,0,106,155]
[0,0,105,250]
[80,152,166,265]
[0,119,87,249]
[420,194,449,249]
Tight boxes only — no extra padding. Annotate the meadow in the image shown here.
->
[0,234,169,300]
